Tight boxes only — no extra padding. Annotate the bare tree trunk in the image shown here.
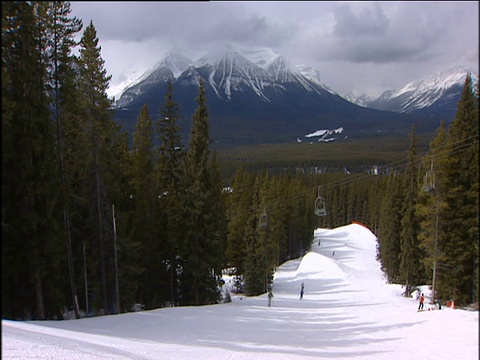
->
[34,263,45,320]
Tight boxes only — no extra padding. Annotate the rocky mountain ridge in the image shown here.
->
[112,45,474,145]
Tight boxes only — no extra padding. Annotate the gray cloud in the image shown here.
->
[333,2,389,37]
[205,16,297,49]
[70,1,479,98]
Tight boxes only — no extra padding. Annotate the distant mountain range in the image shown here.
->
[342,66,475,120]
[112,45,475,145]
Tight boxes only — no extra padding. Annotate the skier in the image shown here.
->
[418,293,425,311]
[268,289,274,307]
[416,288,421,300]
[300,282,304,300]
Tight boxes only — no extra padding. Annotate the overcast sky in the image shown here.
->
[70,1,479,98]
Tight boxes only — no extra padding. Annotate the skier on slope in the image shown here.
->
[268,289,274,307]
[418,293,425,311]
[416,288,421,300]
[300,282,304,300]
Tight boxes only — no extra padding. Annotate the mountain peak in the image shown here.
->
[266,55,296,82]
[364,66,476,115]
[113,45,470,145]
[194,43,242,68]
[393,66,473,98]
[159,51,193,78]
[241,47,280,68]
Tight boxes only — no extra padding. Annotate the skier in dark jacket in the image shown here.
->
[268,290,274,307]
[300,282,304,300]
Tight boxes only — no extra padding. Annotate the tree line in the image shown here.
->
[2,2,478,321]
[1,2,317,320]
[375,75,479,307]
[1,1,223,319]
[311,76,478,307]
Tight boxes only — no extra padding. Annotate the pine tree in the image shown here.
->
[243,174,267,296]
[180,80,224,305]
[2,1,61,319]
[377,175,402,283]
[440,73,479,305]
[399,125,426,296]
[75,20,118,314]
[130,104,162,309]
[257,171,274,291]
[225,167,253,277]
[156,80,185,306]
[280,175,313,261]
[41,0,83,319]
[415,120,448,303]
[208,150,228,269]
[104,131,140,313]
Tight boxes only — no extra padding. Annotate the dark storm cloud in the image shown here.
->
[304,1,478,66]
[73,2,246,43]
[205,16,297,48]
[329,40,436,64]
[70,1,478,98]
[333,2,389,37]
[73,2,295,53]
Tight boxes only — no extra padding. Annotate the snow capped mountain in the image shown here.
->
[114,50,193,108]
[295,65,337,95]
[112,44,470,145]
[341,91,374,108]
[266,55,295,82]
[193,44,273,102]
[107,69,146,101]
[393,66,468,99]
[160,49,193,78]
[115,44,334,106]
[366,66,475,114]
[239,47,279,67]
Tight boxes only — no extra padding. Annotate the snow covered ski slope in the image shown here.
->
[2,224,478,359]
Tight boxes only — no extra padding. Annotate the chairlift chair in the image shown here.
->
[314,196,327,216]
[259,209,268,228]
[424,161,435,192]
[314,187,327,216]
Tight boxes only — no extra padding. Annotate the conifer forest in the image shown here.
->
[2,2,479,320]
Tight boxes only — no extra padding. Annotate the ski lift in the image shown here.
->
[314,187,327,217]
[259,208,268,228]
[424,161,435,192]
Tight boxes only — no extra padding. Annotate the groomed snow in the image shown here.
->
[2,223,478,359]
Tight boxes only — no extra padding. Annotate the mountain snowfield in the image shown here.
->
[111,44,335,103]
[366,66,477,113]
[2,223,478,360]
[109,44,475,114]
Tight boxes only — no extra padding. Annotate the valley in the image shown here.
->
[215,132,434,181]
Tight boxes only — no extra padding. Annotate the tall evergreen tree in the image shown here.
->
[40,0,83,319]
[399,125,425,296]
[180,80,224,305]
[156,80,185,306]
[377,175,403,283]
[76,20,118,314]
[287,176,315,260]
[130,104,160,309]
[209,150,228,269]
[415,120,448,303]
[2,1,61,319]
[243,174,267,296]
[440,73,479,305]
[225,167,253,277]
